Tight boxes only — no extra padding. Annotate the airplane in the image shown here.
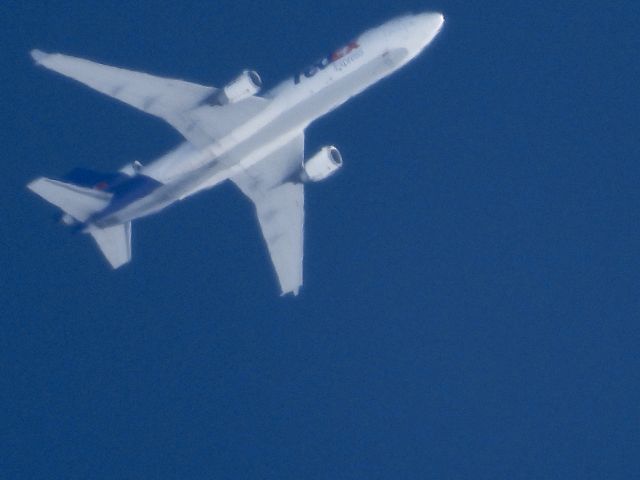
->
[27,12,445,296]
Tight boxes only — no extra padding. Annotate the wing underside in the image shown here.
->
[231,135,305,295]
[31,50,268,147]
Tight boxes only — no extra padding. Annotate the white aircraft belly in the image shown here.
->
[183,48,410,194]
[102,47,411,226]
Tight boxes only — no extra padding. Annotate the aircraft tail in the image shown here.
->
[27,176,132,269]
[87,223,132,269]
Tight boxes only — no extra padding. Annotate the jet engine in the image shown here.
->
[301,146,343,182]
[213,70,262,105]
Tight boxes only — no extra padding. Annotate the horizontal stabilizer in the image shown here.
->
[87,222,132,269]
[27,177,110,222]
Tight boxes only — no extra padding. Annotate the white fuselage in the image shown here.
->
[95,13,444,227]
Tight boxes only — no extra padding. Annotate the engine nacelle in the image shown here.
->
[301,146,343,182]
[215,70,262,105]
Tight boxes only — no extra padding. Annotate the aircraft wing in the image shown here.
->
[231,134,305,295]
[31,50,267,148]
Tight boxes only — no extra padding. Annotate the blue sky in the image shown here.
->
[2,1,639,478]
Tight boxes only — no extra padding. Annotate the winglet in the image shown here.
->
[30,49,48,65]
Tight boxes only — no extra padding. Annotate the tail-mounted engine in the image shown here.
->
[208,70,262,105]
[301,146,343,182]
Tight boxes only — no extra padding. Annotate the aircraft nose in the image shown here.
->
[416,12,445,35]
[407,12,444,50]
